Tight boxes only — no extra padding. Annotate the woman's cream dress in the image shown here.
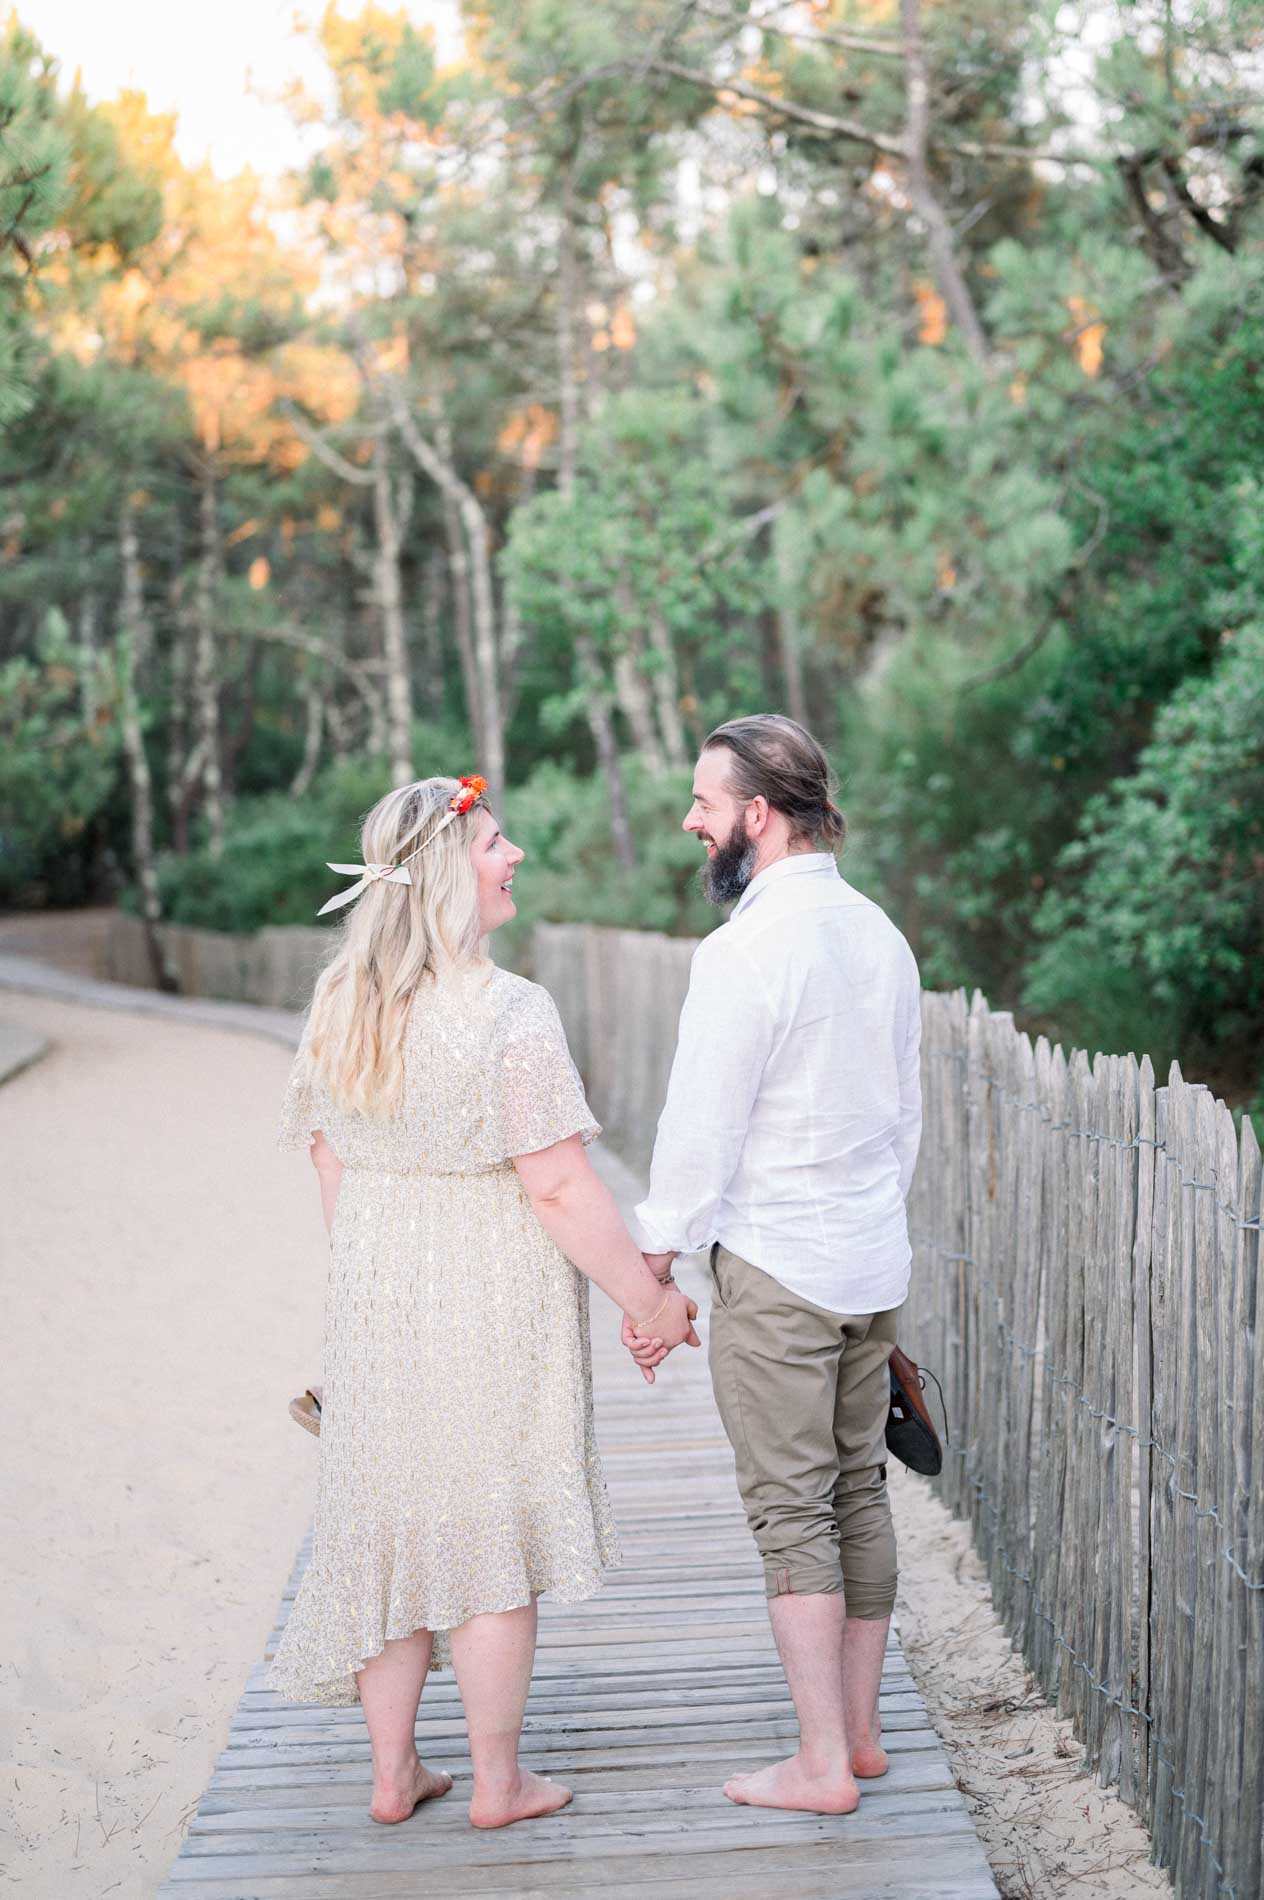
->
[266,964,621,1706]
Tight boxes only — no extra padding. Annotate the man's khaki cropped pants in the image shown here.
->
[707,1243,900,1616]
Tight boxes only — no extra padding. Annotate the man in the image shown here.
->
[624,713,922,1816]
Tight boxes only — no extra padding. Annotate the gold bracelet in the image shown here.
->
[633,1285,672,1334]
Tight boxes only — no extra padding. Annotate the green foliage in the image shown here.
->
[0,23,163,421]
[0,621,121,904]
[504,390,764,739]
[839,248,1264,1086]
[0,26,70,258]
[1024,617,1264,1088]
[152,710,476,930]
[504,758,716,941]
[149,758,394,932]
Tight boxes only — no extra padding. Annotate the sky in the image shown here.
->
[22,0,464,178]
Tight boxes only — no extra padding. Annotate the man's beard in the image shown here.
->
[701,826,758,906]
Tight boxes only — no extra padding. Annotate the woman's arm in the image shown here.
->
[514,1135,699,1351]
[309,1131,343,1237]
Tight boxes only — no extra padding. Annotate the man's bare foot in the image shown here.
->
[851,1741,889,1779]
[723,1752,861,1814]
[369,1759,453,1824]
[469,1769,573,1829]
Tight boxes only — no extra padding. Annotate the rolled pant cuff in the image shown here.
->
[840,1580,898,1618]
[763,1560,846,1598]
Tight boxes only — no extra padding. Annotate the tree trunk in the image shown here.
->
[326,695,354,764]
[165,573,190,841]
[291,680,324,797]
[221,641,260,800]
[442,493,485,758]
[899,0,990,367]
[499,469,535,728]
[383,379,505,790]
[442,490,482,758]
[390,397,505,799]
[646,606,690,766]
[371,434,415,785]
[559,167,636,866]
[459,487,505,797]
[419,549,445,714]
[171,741,205,856]
[612,578,666,768]
[118,500,177,992]
[77,586,98,723]
[192,465,226,855]
[614,646,665,770]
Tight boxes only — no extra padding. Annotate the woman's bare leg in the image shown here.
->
[357,1628,453,1823]
[449,1599,572,1828]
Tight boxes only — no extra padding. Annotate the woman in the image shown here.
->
[268,774,697,1829]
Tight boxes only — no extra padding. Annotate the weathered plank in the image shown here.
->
[159,1827,997,1897]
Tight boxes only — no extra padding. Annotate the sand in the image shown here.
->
[889,1463,1171,1898]
[1,994,324,1899]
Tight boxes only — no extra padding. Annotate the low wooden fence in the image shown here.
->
[538,924,1264,1900]
[907,991,1262,1900]
[105,912,332,1010]
[534,922,695,1176]
[103,912,532,1010]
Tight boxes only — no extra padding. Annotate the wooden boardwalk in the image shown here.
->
[160,1224,998,1898]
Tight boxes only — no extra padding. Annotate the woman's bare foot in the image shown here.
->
[851,1740,889,1778]
[369,1759,453,1824]
[723,1752,861,1814]
[469,1769,573,1829]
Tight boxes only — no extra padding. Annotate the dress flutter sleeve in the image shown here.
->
[277,1020,323,1151]
[490,982,601,1161]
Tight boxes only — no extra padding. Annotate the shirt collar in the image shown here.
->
[731,851,839,919]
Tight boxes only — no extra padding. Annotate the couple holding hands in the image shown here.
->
[268,712,922,1834]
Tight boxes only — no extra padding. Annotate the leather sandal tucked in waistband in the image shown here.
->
[289,1385,323,1437]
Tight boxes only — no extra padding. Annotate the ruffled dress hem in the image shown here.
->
[265,1543,623,1707]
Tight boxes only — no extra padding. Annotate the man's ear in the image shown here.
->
[746,795,770,836]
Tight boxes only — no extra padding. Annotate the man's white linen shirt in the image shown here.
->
[632,853,922,1315]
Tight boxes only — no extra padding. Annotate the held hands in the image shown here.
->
[622,1254,700,1385]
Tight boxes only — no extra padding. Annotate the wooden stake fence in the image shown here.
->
[904,991,1262,1900]
[537,926,1264,1900]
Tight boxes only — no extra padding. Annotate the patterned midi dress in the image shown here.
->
[266,963,621,1706]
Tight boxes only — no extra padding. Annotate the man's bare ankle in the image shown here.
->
[472,1767,521,1795]
[799,1748,853,1782]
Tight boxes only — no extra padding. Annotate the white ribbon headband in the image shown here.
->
[316,777,487,917]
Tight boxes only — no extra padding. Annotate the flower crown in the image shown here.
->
[317,776,488,917]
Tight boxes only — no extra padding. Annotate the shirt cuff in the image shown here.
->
[629,1202,683,1256]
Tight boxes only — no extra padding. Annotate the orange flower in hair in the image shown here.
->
[452,775,488,813]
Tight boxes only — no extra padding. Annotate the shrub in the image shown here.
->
[146,758,395,931]
[1023,620,1264,1094]
[0,631,122,906]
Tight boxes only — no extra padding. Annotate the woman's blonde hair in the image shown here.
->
[307,777,489,1117]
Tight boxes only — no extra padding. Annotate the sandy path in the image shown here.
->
[889,1465,1171,1898]
[0,994,324,1900]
